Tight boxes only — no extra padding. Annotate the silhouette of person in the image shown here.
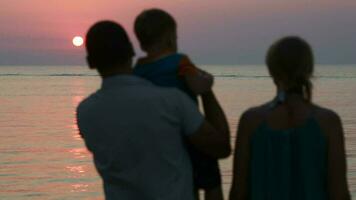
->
[76,21,231,200]
[229,37,350,200]
[133,9,224,200]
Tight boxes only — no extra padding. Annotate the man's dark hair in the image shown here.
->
[134,9,177,50]
[86,21,134,71]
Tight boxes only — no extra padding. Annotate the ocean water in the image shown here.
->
[0,65,356,199]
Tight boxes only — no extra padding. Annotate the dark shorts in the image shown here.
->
[187,143,222,190]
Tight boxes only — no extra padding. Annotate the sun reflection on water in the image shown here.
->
[71,183,89,192]
[66,165,86,174]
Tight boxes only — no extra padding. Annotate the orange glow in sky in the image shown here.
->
[0,0,355,65]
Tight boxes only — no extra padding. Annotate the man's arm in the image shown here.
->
[182,68,231,158]
[188,91,230,158]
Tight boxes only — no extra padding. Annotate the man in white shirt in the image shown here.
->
[77,21,231,200]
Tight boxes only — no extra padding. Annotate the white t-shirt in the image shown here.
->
[77,75,204,200]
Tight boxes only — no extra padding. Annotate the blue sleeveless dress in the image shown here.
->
[250,117,328,200]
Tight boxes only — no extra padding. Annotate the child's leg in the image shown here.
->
[186,141,222,200]
[205,186,224,200]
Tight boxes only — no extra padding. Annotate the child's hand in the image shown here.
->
[185,69,214,95]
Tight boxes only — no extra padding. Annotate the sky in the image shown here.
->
[0,0,355,65]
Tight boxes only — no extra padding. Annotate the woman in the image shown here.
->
[229,37,350,200]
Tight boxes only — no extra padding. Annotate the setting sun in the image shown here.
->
[72,36,84,47]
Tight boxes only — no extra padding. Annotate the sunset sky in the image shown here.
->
[0,0,355,65]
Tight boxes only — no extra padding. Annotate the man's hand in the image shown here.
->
[185,69,214,95]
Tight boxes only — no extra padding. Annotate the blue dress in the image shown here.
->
[250,117,328,200]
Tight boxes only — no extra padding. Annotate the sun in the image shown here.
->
[72,36,84,47]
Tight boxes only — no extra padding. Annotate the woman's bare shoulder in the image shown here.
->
[311,104,343,138]
[239,102,271,134]
[312,104,341,124]
[242,104,268,119]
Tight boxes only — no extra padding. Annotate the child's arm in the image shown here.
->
[178,55,212,95]
[178,55,200,76]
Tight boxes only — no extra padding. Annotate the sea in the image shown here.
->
[0,65,355,199]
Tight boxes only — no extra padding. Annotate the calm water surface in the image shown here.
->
[0,65,356,199]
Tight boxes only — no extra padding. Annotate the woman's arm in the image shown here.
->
[326,112,351,200]
[229,111,252,200]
